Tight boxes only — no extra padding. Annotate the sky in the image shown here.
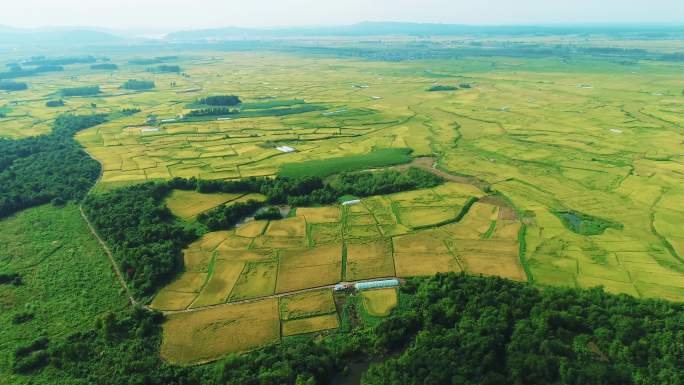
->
[1,0,683,31]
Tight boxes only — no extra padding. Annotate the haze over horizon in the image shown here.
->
[2,0,684,31]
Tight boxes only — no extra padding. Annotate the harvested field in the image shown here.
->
[190,260,245,308]
[281,313,339,337]
[394,252,461,277]
[161,299,280,365]
[280,289,336,320]
[297,207,341,223]
[361,288,398,317]
[346,239,395,280]
[165,190,244,219]
[235,220,269,237]
[229,260,278,300]
[276,244,342,293]
[265,217,307,237]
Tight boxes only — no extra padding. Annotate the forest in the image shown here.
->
[0,113,106,218]
[90,63,118,70]
[12,273,684,385]
[122,79,155,90]
[197,95,242,106]
[186,107,238,117]
[61,86,101,96]
[0,81,28,91]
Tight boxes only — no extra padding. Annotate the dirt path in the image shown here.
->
[162,277,401,315]
[80,205,139,307]
[78,143,141,307]
[398,156,490,189]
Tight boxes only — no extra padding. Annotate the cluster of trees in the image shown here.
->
[129,56,178,65]
[122,79,155,90]
[61,86,101,97]
[186,107,238,117]
[254,206,283,220]
[12,273,684,384]
[198,95,242,106]
[427,85,458,91]
[0,113,106,218]
[90,63,118,70]
[149,65,181,73]
[363,273,684,385]
[0,81,28,91]
[23,56,96,66]
[198,200,263,231]
[82,182,198,296]
[45,100,64,107]
[0,65,63,80]
[195,167,443,207]
[121,107,142,116]
[0,272,22,285]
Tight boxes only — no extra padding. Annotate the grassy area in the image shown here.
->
[278,148,413,178]
[0,204,127,384]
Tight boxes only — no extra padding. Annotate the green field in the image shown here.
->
[278,148,413,178]
[0,204,128,384]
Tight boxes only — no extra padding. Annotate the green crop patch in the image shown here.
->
[553,210,623,236]
[278,148,413,178]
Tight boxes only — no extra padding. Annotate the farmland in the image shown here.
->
[1,32,684,379]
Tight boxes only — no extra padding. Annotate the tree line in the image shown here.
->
[90,63,118,70]
[197,95,242,106]
[0,65,63,80]
[61,86,101,97]
[0,81,28,91]
[122,79,155,90]
[0,113,107,218]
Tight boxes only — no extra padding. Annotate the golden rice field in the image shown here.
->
[360,288,398,317]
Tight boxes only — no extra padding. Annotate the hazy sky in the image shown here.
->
[2,0,683,30]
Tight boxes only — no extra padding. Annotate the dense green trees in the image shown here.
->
[90,63,118,70]
[186,107,238,117]
[122,79,155,90]
[82,182,198,296]
[195,168,442,207]
[0,81,28,91]
[45,99,64,107]
[150,65,181,73]
[362,273,684,385]
[427,85,458,91]
[61,86,101,96]
[198,200,263,230]
[0,114,106,218]
[198,95,242,106]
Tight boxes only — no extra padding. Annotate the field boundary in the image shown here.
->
[79,205,139,306]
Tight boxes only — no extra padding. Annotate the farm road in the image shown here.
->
[162,276,402,315]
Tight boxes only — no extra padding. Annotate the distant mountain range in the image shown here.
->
[165,21,684,40]
[1,22,683,47]
[0,26,123,46]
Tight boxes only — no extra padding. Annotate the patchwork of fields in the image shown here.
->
[2,48,684,365]
[154,181,524,363]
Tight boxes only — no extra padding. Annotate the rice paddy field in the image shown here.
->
[2,38,684,365]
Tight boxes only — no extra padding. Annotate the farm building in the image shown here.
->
[355,279,399,291]
[276,146,295,153]
[342,199,361,206]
